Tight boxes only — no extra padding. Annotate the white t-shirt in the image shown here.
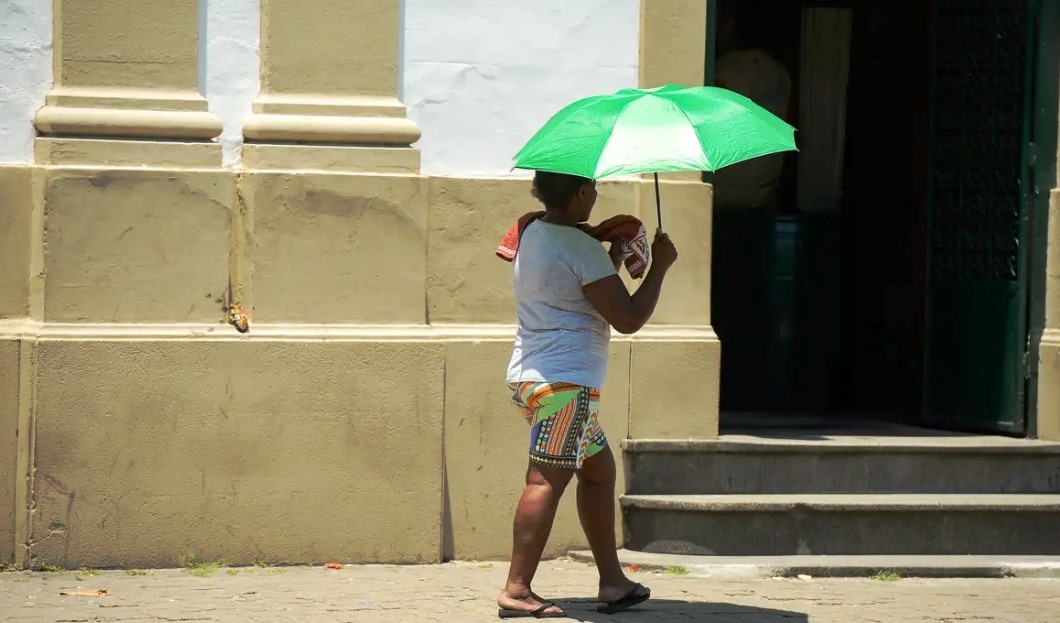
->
[506,220,617,389]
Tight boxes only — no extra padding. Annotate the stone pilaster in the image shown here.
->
[1040,189,1060,440]
[243,0,420,172]
[34,0,221,160]
[639,0,708,89]
[638,2,708,183]
[633,1,718,437]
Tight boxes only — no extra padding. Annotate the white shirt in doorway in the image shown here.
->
[713,48,793,210]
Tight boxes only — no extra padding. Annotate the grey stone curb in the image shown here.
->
[568,550,1060,579]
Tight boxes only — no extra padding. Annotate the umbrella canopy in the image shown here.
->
[513,84,797,179]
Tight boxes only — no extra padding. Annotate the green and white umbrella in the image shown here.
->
[513,84,797,228]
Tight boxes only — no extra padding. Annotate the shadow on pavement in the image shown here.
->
[551,597,808,622]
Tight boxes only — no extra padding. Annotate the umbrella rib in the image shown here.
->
[514,94,637,174]
[589,95,650,178]
[666,94,798,171]
[594,94,688,178]
[663,96,717,172]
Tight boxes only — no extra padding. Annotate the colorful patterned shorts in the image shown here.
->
[508,381,609,470]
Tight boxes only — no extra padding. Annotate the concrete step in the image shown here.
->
[622,438,1060,495]
[621,494,1060,556]
[566,549,1060,578]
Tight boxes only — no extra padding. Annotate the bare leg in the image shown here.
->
[498,462,574,615]
[576,446,646,603]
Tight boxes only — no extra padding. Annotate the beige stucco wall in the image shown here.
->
[243,172,428,323]
[54,2,198,91]
[1040,188,1060,440]
[259,0,399,99]
[0,0,723,568]
[30,338,445,568]
[427,177,639,324]
[245,0,418,146]
[38,1,220,140]
[630,339,720,438]
[641,181,714,325]
[442,340,631,561]
[41,170,232,323]
[0,168,32,319]
[427,175,717,560]
[425,175,717,325]
[0,339,19,564]
[10,0,1058,569]
[639,0,707,88]
[0,167,718,567]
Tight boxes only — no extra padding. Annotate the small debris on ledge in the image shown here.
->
[227,304,250,333]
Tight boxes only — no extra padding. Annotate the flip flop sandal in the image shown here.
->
[498,601,566,618]
[597,583,651,614]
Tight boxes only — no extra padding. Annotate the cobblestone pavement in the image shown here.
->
[1,558,1058,622]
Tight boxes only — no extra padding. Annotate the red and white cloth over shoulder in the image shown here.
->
[496,211,650,279]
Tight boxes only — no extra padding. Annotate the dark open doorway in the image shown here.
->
[708,0,1054,435]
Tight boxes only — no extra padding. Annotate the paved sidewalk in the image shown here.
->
[1,558,1058,622]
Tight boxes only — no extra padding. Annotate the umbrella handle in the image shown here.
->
[653,173,663,232]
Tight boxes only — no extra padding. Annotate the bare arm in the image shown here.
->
[583,232,678,334]
[583,266,670,334]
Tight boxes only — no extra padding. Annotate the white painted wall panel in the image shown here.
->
[403,0,640,177]
[0,0,52,163]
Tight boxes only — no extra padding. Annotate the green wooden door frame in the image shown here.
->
[922,0,1040,435]
[1026,0,1060,438]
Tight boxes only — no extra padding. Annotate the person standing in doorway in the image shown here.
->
[496,171,678,618]
[712,1,793,211]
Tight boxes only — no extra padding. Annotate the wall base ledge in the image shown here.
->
[0,321,718,343]
[242,143,420,174]
[34,137,222,167]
